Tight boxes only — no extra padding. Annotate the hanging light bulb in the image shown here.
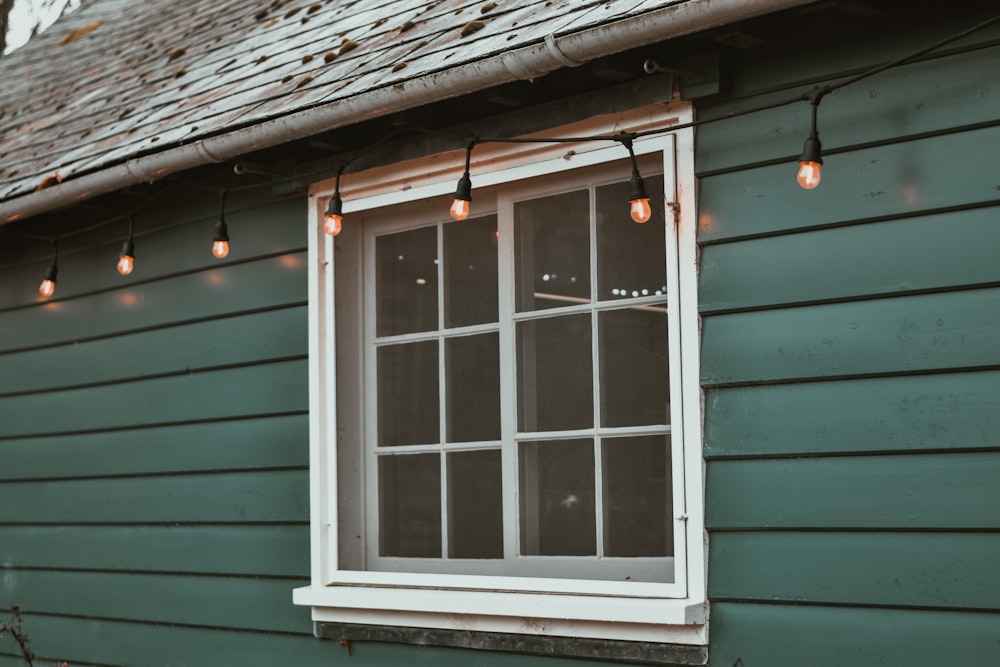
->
[618,132,652,223]
[117,215,136,276]
[325,168,344,236]
[450,141,475,221]
[797,90,825,190]
[213,191,230,258]
[39,240,58,298]
[629,171,652,224]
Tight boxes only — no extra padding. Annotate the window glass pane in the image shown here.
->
[377,341,439,446]
[379,453,441,557]
[519,439,595,556]
[596,174,666,302]
[517,314,593,432]
[446,333,500,442]
[598,307,669,427]
[514,190,590,312]
[444,214,499,327]
[376,226,438,336]
[448,450,503,559]
[603,435,672,558]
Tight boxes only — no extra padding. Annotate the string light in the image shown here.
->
[324,167,344,236]
[117,214,136,275]
[39,239,58,298]
[616,133,652,223]
[4,13,997,300]
[212,191,230,259]
[450,141,475,221]
[797,89,825,190]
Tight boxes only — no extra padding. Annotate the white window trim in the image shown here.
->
[295,102,706,645]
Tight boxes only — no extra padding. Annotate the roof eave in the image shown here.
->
[0,0,815,225]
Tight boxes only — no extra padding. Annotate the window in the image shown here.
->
[296,104,705,646]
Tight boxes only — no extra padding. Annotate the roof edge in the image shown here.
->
[0,0,814,224]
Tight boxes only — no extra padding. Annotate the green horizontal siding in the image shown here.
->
[1,614,641,667]
[710,532,1000,609]
[0,251,306,353]
[0,414,309,481]
[3,570,311,634]
[0,470,308,523]
[705,371,1000,458]
[700,207,1000,313]
[701,287,1000,385]
[710,603,1000,667]
[698,43,1000,174]
[706,452,1000,530]
[0,192,304,309]
[698,124,1000,243]
[0,524,308,575]
[0,358,307,438]
[0,305,306,395]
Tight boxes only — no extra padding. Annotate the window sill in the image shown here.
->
[293,585,707,646]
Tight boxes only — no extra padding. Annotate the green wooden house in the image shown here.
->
[1,1,998,665]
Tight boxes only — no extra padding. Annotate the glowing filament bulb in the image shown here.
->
[630,197,652,223]
[797,161,822,190]
[450,197,470,221]
[117,254,134,275]
[324,193,344,236]
[212,218,230,259]
[39,278,55,298]
[324,212,343,236]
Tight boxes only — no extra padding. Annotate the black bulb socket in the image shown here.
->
[43,262,58,282]
[213,219,230,243]
[629,170,649,203]
[119,237,135,259]
[326,192,343,217]
[799,129,823,165]
[453,172,472,203]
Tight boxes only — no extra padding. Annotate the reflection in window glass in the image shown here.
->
[517,314,593,432]
[448,450,504,559]
[596,174,666,303]
[603,436,672,557]
[444,215,499,328]
[376,226,438,336]
[514,190,590,312]
[519,439,595,556]
[446,333,500,443]
[377,341,439,446]
[599,308,670,427]
[379,453,441,557]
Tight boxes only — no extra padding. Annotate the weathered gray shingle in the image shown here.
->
[0,0,688,206]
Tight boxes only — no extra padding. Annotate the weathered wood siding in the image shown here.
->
[698,17,1000,667]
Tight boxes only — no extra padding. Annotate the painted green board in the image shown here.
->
[0,614,643,667]
[2,569,311,634]
[709,531,1000,610]
[701,287,1000,385]
[705,452,1000,529]
[0,251,306,353]
[704,370,1000,457]
[0,469,308,523]
[710,602,1000,667]
[696,44,1000,174]
[0,414,308,480]
[697,124,1000,243]
[0,358,307,438]
[0,192,304,309]
[699,207,1000,313]
[0,524,309,576]
[0,305,306,395]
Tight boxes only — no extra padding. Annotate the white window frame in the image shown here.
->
[295,102,706,645]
